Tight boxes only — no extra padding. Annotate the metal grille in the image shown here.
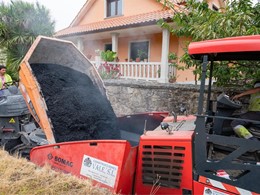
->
[142,145,185,188]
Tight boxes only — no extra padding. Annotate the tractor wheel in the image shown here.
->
[4,138,31,159]
[4,138,22,152]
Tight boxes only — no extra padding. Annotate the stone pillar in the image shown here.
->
[111,33,119,53]
[158,28,170,83]
[76,37,84,52]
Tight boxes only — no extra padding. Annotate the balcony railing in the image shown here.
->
[91,61,176,81]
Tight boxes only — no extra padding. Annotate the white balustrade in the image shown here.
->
[91,61,175,82]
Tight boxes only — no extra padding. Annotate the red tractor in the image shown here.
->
[17,35,260,194]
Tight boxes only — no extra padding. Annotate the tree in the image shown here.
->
[158,0,260,86]
[0,0,55,80]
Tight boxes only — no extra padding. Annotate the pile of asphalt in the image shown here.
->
[30,63,120,142]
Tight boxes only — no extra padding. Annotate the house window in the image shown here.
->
[107,0,122,17]
[104,43,112,51]
[130,41,149,61]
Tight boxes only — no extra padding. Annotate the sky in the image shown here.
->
[1,0,86,31]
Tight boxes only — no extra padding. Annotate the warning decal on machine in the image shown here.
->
[9,118,15,123]
[80,155,118,188]
[204,187,228,195]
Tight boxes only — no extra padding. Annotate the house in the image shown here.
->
[55,0,225,83]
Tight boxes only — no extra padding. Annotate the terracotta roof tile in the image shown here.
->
[55,9,174,37]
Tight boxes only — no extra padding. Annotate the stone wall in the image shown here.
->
[104,79,232,117]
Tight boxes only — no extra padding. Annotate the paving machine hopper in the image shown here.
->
[19,36,107,145]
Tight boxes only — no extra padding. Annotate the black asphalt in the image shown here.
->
[30,63,120,142]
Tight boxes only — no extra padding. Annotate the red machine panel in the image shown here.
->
[30,140,137,194]
[134,130,194,194]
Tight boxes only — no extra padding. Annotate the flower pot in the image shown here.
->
[169,77,176,83]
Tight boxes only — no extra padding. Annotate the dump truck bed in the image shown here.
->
[19,36,107,144]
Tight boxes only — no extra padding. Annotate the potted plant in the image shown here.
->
[101,50,117,62]
[136,49,148,62]
[169,75,176,83]
[168,52,177,64]
[98,50,120,79]
[168,52,182,83]
[157,68,161,78]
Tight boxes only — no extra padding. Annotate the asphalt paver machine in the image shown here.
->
[15,35,260,194]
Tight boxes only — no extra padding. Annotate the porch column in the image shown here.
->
[158,28,170,83]
[95,49,101,69]
[76,37,84,52]
[111,33,119,53]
